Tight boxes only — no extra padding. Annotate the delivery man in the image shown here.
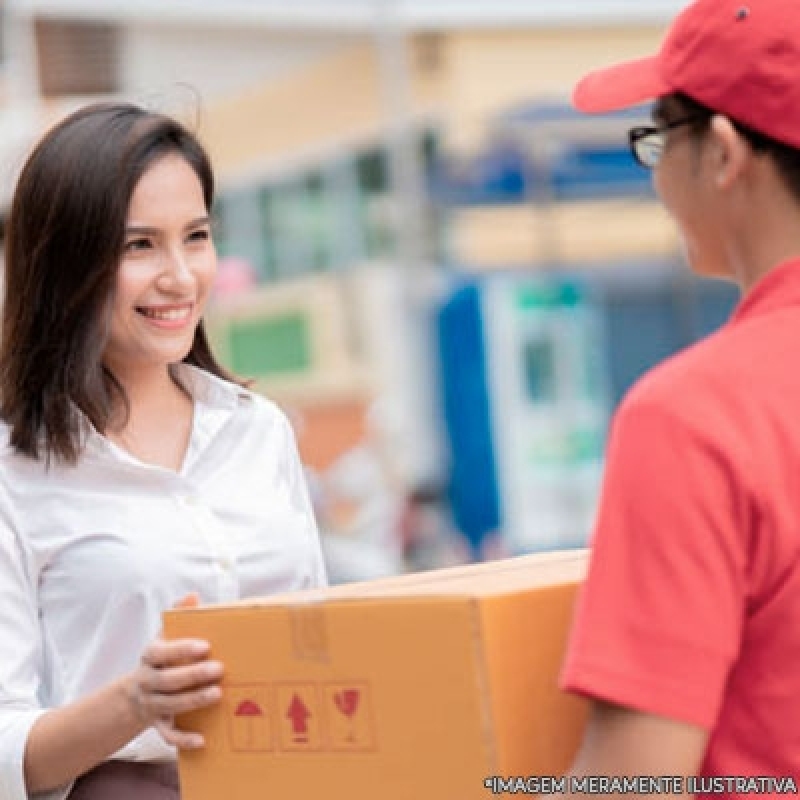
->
[560,0,800,787]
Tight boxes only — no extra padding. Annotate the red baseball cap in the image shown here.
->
[573,0,800,149]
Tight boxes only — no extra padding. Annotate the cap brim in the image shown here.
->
[573,55,670,113]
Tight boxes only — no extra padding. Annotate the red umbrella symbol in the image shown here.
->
[234,699,264,749]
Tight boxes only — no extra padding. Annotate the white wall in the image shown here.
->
[121,25,353,104]
[11,0,691,29]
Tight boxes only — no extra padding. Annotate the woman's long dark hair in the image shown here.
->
[0,102,242,465]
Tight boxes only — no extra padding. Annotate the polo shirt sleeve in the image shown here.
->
[560,391,748,730]
[0,492,67,800]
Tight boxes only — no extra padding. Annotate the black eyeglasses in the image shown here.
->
[628,115,702,168]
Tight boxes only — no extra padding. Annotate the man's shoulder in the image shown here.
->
[622,319,756,416]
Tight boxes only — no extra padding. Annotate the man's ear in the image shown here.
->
[709,115,750,190]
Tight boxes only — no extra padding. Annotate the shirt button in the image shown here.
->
[218,556,234,571]
[182,495,199,507]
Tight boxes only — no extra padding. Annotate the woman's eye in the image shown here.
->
[188,229,211,243]
[125,238,152,252]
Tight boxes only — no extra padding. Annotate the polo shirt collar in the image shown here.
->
[730,257,800,326]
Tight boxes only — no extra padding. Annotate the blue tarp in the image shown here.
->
[431,101,655,205]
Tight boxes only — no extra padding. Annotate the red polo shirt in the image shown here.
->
[561,258,800,784]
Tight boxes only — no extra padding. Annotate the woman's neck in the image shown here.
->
[105,363,195,471]
[107,363,190,432]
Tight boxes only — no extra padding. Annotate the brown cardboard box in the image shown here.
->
[163,549,588,800]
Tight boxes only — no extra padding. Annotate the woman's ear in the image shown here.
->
[709,115,750,190]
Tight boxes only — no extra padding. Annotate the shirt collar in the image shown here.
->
[730,257,800,326]
[82,365,252,471]
[174,365,253,474]
[171,363,252,412]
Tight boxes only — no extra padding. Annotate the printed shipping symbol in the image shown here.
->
[231,698,271,751]
[287,693,311,743]
[333,688,360,743]
[235,700,263,748]
[276,684,322,751]
[227,688,273,752]
[324,682,375,750]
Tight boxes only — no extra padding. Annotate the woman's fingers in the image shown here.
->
[173,593,200,610]
[134,605,220,748]
[145,684,222,718]
[141,637,210,669]
[139,660,223,694]
[155,719,205,750]
[130,634,223,737]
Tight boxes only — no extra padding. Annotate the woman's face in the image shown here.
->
[103,153,216,383]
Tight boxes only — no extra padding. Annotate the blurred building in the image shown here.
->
[0,1,738,563]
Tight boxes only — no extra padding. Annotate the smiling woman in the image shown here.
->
[103,153,220,469]
[1,103,231,466]
[0,103,327,800]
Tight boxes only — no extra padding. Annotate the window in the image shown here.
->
[35,17,119,96]
[355,147,394,258]
[217,128,442,283]
[522,336,557,405]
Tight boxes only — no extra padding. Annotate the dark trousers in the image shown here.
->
[67,761,180,800]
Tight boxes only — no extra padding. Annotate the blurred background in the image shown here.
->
[0,0,739,581]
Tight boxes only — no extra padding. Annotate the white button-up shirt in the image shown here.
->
[0,365,327,800]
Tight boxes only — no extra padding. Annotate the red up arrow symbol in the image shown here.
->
[287,693,311,742]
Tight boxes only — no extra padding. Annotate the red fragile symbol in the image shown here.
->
[334,689,360,743]
[287,693,311,742]
[334,689,360,718]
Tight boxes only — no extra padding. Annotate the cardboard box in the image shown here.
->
[163,549,588,800]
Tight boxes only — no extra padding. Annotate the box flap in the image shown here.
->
[166,550,588,618]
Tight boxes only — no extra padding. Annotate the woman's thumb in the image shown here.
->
[173,593,200,609]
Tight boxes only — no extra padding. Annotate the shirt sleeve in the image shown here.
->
[560,392,749,730]
[279,414,328,589]
[0,487,69,800]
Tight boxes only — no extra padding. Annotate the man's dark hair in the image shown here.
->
[671,92,800,203]
[0,102,241,465]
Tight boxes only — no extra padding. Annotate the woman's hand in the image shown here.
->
[123,595,224,749]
